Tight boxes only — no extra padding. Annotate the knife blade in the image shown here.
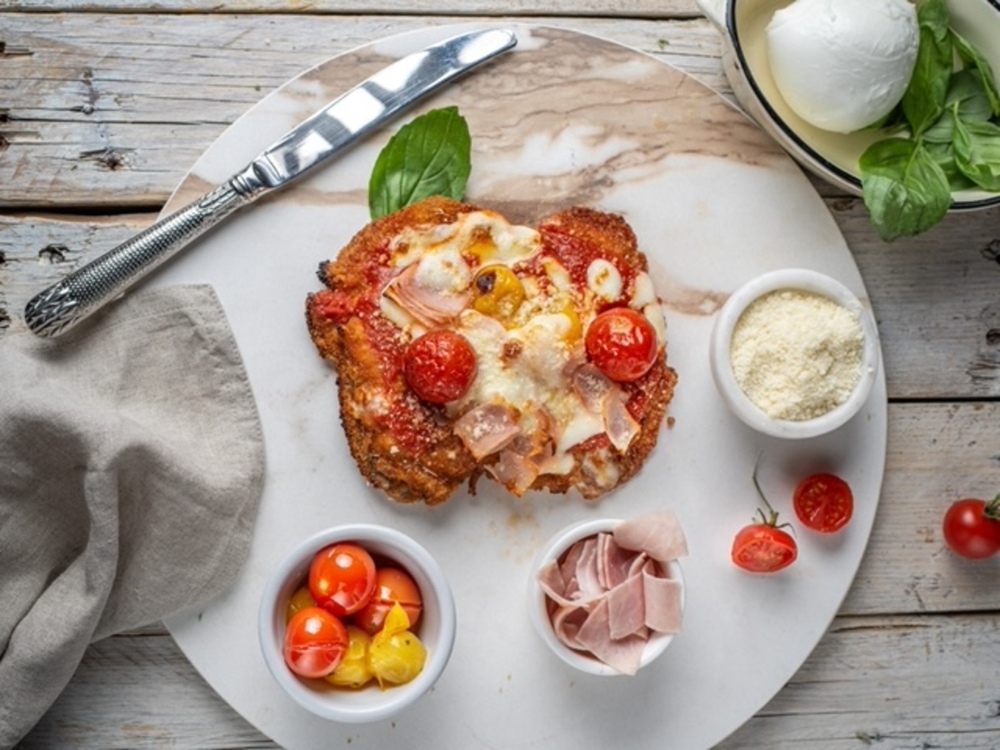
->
[24,27,517,339]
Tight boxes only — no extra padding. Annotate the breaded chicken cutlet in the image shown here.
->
[306,196,677,506]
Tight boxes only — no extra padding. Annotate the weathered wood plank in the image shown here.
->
[840,201,1000,401]
[17,613,1000,749]
[1,0,704,16]
[844,401,1000,616]
[0,13,726,208]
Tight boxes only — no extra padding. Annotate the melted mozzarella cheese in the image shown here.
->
[587,259,622,301]
[380,209,668,481]
[390,210,540,269]
[413,244,471,294]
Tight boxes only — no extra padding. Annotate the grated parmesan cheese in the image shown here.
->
[730,289,863,421]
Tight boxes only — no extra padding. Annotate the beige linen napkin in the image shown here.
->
[0,285,264,749]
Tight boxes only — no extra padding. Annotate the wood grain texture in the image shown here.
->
[4,6,1000,750]
[16,610,1000,749]
[0,14,725,208]
[1,0,703,15]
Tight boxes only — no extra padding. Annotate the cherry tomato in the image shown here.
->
[793,473,854,533]
[942,495,1000,559]
[283,606,349,678]
[584,307,658,382]
[403,329,478,404]
[309,543,377,617]
[354,567,423,635]
[732,523,798,573]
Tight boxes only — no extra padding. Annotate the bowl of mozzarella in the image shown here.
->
[696,0,1000,213]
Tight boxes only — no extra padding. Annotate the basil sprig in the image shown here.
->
[368,106,472,220]
[860,0,1000,241]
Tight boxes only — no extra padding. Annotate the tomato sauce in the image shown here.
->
[539,225,636,295]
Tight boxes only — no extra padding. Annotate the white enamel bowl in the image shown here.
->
[696,0,1000,211]
[258,524,457,723]
[709,268,880,440]
[528,518,685,677]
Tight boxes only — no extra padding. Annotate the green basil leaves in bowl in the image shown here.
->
[705,0,1000,242]
[859,0,1000,240]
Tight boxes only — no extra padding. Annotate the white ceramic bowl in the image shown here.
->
[697,0,1000,212]
[258,524,456,723]
[709,268,880,439]
[528,518,685,676]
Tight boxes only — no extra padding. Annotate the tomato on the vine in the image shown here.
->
[793,473,854,533]
[732,521,798,573]
[584,307,658,382]
[309,543,378,617]
[403,329,478,404]
[942,495,1000,559]
[283,606,349,678]
[733,462,798,573]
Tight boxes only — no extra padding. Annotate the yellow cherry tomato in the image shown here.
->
[324,626,374,689]
[368,603,427,689]
[560,299,583,342]
[472,265,525,322]
[285,586,318,623]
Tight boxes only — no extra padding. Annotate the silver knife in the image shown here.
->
[24,27,517,338]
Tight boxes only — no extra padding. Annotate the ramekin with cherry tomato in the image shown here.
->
[283,541,428,690]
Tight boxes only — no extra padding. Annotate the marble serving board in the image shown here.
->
[148,24,887,750]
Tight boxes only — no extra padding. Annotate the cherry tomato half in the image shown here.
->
[354,567,423,635]
[309,543,378,617]
[732,523,798,573]
[283,606,349,678]
[793,473,854,533]
[403,329,478,404]
[584,307,658,382]
[942,496,1000,560]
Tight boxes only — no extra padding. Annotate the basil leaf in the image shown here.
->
[901,0,953,136]
[923,70,994,144]
[368,106,472,220]
[924,139,977,191]
[951,28,1000,117]
[860,137,953,241]
[953,118,1000,191]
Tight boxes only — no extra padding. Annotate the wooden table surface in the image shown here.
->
[3,2,999,748]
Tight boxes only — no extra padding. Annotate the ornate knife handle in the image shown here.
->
[24,167,266,338]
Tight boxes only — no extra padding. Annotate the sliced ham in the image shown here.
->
[382,262,471,328]
[453,403,520,460]
[613,510,689,562]
[537,513,688,675]
[606,573,646,641]
[604,391,641,453]
[487,449,539,496]
[571,363,614,412]
[575,598,646,676]
[643,573,683,634]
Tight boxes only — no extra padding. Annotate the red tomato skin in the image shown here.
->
[283,607,349,678]
[403,330,478,404]
[309,543,378,617]
[731,524,798,573]
[793,473,854,533]
[584,308,658,382]
[354,567,423,634]
[942,499,1000,559]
